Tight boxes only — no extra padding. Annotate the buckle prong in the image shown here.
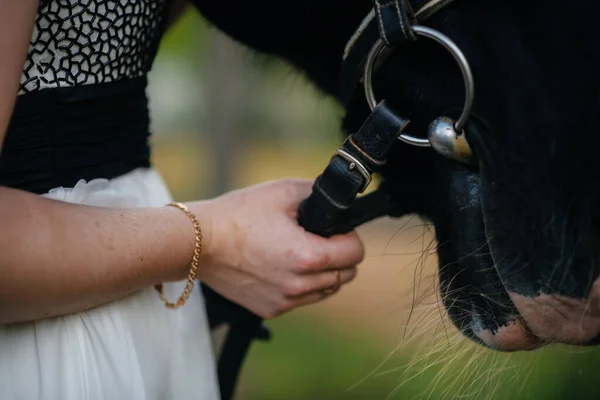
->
[330,149,372,193]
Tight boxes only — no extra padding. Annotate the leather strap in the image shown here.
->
[337,0,456,107]
[202,285,270,400]
[372,0,417,46]
[207,2,458,399]
[297,100,409,237]
[321,184,407,236]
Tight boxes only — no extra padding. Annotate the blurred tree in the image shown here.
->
[205,28,248,196]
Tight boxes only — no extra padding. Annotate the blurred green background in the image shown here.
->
[147,7,600,400]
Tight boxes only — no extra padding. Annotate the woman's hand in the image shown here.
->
[0,177,362,323]
[190,178,365,319]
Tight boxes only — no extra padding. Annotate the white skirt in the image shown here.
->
[0,167,221,400]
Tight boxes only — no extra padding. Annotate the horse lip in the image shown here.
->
[449,185,549,352]
[475,215,600,349]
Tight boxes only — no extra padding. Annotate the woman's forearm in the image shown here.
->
[0,185,212,324]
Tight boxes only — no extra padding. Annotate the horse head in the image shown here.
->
[192,0,600,352]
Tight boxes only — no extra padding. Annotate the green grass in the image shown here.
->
[235,314,600,400]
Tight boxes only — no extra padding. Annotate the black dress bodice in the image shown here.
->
[0,0,170,194]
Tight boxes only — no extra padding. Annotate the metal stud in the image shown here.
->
[428,116,477,165]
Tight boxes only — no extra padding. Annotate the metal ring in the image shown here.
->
[363,25,475,146]
[323,269,341,295]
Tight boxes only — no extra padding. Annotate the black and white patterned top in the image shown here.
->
[19,0,169,95]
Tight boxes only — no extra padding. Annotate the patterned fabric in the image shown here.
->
[19,0,168,94]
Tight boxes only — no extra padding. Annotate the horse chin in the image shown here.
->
[470,318,542,352]
[461,250,600,351]
[439,168,600,351]
[438,198,546,352]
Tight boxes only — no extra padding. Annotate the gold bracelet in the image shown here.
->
[154,202,203,309]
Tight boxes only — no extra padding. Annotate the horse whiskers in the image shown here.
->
[385,334,468,399]
[387,322,537,400]
[352,220,535,400]
[345,311,450,392]
[426,345,483,399]
[386,304,522,398]
[405,228,435,341]
[394,309,518,398]
[379,215,418,259]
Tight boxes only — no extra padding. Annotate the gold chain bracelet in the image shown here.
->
[154,202,203,309]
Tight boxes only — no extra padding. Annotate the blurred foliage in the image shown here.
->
[158,8,209,62]
[150,7,345,147]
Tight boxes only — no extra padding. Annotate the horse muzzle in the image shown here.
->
[435,150,600,351]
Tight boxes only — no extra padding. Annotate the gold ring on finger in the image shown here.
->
[334,268,341,290]
[323,269,341,295]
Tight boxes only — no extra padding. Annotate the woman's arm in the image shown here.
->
[0,0,364,325]
[0,187,211,323]
[0,0,202,323]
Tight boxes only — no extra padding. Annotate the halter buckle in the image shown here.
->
[330,149,372,193]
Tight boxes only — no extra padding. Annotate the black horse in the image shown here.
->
[192,0,600,360]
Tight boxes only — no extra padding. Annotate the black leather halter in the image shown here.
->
[211,2,459,399]
[338,0,457,108]
[297,0,458,237]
